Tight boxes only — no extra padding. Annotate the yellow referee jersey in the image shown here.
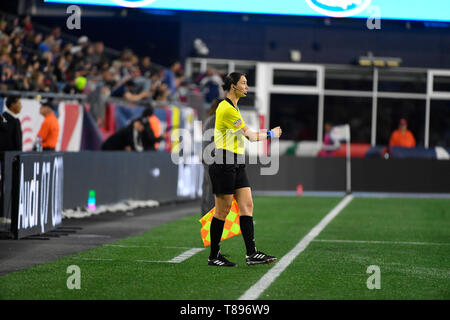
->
[214,98,246,155]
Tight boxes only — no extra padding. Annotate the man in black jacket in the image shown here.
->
[0,96,23,151]
[101,107,162,151]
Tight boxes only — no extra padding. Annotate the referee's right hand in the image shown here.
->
[272,126,282,138]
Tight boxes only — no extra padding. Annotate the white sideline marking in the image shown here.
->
[168,248,205,263]
[313,239,450,246]
[72,248,205,264]
[104,244,194,249]
[137,248,205,264]
[239,194,354,300]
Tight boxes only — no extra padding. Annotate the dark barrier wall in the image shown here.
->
[0,151,179,237]
[63,151,179,209]
[246,156,450,193]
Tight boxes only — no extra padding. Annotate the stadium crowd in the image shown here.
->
[0,12,229,153]
[0,13,218,120]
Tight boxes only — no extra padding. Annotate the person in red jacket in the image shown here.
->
[389,118,416,148]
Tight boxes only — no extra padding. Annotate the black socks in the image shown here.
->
[210,217,225,258]
[240,216,256,256]
[210,215,257,258]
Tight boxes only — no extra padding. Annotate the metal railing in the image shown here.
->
[0,90,87,101]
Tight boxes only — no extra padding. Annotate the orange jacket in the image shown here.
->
[389,129,416,148]
[37,112,60,149]
[148,114,161,149]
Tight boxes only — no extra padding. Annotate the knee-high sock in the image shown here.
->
[210,217,225,258]
[240,216,256,256]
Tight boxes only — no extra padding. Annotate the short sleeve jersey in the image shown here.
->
[214,98,246,155]
[37,112,60,149]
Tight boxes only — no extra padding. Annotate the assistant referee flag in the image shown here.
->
[199,198,241,247]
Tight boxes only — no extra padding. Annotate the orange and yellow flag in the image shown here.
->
[199,198,241,247]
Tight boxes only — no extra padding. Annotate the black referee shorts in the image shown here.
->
[208,150,250,195]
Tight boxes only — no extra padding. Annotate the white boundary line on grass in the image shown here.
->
[71,248,205,264]
[137,248,205,263]
[238,194,354,300]
[104,244,195,249]
[312,239,450,246]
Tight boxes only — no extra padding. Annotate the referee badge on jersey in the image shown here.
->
[233,119,242,127]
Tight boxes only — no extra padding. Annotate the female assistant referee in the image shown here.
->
[208,72,282,267]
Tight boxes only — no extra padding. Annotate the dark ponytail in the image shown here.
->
[222,72,245,91]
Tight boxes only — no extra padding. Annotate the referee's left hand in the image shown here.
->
[272,126,282,138]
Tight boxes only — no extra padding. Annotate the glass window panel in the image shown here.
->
[325,67,373,91]
[433,75,450,93]
[378,70,427,93]
[273,69,317,86]
[269,94,318,141]
[429,100,450,147]
[376,98,425,146]
[324,96,372,143]
[190,62,202,82]
[206,62,229,75]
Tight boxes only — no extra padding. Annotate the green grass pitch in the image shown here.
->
[0,196,449,300]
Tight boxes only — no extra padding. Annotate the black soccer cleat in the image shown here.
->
[246,251,277,265]
[208,252,237,267]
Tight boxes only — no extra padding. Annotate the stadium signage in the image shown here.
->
[110,0,156,8]
[12,154,63,238]
[305,0,372,18]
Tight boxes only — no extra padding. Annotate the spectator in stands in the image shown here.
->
[162,60,181,95]
[0,62,14,90]
[130,65,151,93]
[0,20,7,38]
[177,80,189,103]
[0,95,22,151]
[29,70,49,92]
[22,15,33,32]
[389,118,416,148]
[54,55,67,84]
[35,98,60,151]
[111,66,152,102]
[50,26,62,45]
[30,32,43,51]
[91,41,108,67]
[153,82,170,102]
[38,34,54,53]
[140,56,155,78]
[84,43,96,65]
[123,79,151,102]
[6,17,21,36]
[10,34,22,54]
[0,32,11,55]
[200,67,224,103]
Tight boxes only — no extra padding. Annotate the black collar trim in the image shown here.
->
[225,98,238,110]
